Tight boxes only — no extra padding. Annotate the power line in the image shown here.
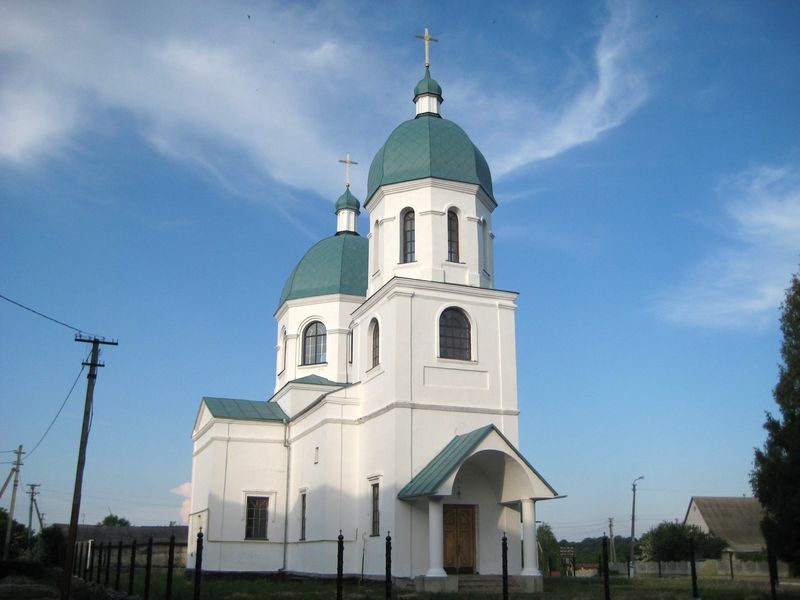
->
[0,292,96,336]
[25,354,89,461]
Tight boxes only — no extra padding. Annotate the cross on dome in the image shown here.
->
[338,153,358,188]
[415,27,438,68]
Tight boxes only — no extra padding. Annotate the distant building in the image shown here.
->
[683,497,765,553]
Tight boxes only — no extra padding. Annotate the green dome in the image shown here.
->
[334,187,360,214]
[278,234,368,309]
[366,115,494,204]
[413,67,442,100]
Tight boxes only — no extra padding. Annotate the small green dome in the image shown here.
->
[278,234,368,309]
[413,67,443,101]
[366,115,494,204]
[334,187,360,214]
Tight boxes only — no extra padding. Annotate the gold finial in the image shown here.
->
[415,27,438,69]
[338,153,358,188]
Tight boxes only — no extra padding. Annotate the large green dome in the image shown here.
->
[366,115,494,205]
[278,234,368,309]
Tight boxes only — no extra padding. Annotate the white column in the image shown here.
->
[426,497,447,578]
[520,499,541,576]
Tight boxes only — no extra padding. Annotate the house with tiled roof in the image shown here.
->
[683,497,766,553]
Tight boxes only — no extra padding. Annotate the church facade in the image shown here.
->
[188,54,558,591]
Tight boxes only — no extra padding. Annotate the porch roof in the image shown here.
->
[397,424,557,500]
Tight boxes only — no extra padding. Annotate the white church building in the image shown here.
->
[188,40,559,592]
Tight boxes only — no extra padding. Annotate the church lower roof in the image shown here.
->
[203,397,288,422]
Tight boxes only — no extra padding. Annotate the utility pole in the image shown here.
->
[61,335,118,600]
[608,518,617,563]
[26,484,40,548]
[2,445,24,559]
[629,475,644,578]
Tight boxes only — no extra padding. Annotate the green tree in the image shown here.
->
[97,513,130,527]
[0,507,27,559]
[537,523,561,575]
[751,267,800,575]
[638,522,726,561]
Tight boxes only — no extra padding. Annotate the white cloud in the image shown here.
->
[491,2,648,176]
[169,482,192,524]
[652,164,800,328]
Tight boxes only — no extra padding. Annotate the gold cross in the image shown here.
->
[338,153,358,188]
[415,27,438,68]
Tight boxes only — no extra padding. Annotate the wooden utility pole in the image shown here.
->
[61,335,117,600]
[2,445,23,559]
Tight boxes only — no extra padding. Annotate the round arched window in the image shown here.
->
[302,321,327,365]
[439,308,471,360]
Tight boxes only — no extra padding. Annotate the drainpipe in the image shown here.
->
[281,418,291,572]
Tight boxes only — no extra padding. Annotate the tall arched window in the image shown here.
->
[369,319,380,368]
[439,308,471,360]
[302,321,326,365]
[373,219,381,273]
[402,209,415,263]
[280,327,287,373]
[447,209,459,262]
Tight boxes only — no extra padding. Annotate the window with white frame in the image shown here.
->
[245,495,269,540]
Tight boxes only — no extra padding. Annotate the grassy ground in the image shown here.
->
[3,568,800,599]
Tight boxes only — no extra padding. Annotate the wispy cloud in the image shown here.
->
[652,164,800,328]
[169,482,192,524]
[491,2,648,176]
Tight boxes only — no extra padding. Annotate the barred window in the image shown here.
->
[245,496,268,540]
[302,321,326,365]
[439,308,471,360]
[370,319,380,368]
[447,210,459,262]
[371,483,380,537]
[402,210,415,263]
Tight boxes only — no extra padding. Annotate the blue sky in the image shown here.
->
[1,1,798,542]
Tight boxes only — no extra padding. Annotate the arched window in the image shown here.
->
[280,327,287,373]
[373,219,381,273]
[369,319,380,368]
[447,209,459,262]
[439,308,471,360]
[302,321,326,365]
[402,209,415,263]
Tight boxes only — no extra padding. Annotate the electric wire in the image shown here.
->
[0,292,98,336]
[25,352,90,461]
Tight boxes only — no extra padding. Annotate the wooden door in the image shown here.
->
[443,505,476,574]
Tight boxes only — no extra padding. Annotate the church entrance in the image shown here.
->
[443,505,476,574]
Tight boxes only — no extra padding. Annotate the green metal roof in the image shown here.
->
[398,425,495,499]
[366,115,494,205]
[278,233,368,309]
[203,397,287,422]
[289,374,342,386]
[413,67,443,100]
[397,424,558,499]
[334,187,361,214]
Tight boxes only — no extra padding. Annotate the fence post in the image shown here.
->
[337,530,344,600]
[501,533,509,600]
[143,536,153,599]
[128,539,137,596]
[728,551,734,580]
[98,541,105,584]
[602,534,611,600]
[658,560,662,578]
[73,543,80,577]
[166,534,175,600]
[767,546,778,600]
[193,531,203,600]
[105,541,111,585]
[689,537,699,599]
[114,541,122,591]
[88,542,95,582]
[385,532,392,600]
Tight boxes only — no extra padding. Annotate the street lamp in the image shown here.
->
[629,476,644,578]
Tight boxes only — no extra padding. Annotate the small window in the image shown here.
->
[447,210,459,262]
[300,493,307,540]
[347,329,353,364]
[402,209,415,263]
[302,321,326,365]
[280,328,287,373]
[245,496,269,540]
[369,319,380,368]
[371,483,380,537]
[439,307,471,360]
[314,446,319,464]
